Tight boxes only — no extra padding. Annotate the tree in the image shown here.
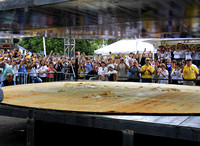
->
[19,37,119,55]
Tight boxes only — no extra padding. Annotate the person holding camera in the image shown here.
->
[128,60,141,82]
[116,58,129,81]
[54,59,64,81]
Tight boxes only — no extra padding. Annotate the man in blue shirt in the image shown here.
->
[18,60,27,84]
[85,59,92,76]
[166,58,172,83]
[54,59,63,81]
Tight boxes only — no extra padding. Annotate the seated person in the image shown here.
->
[0,73,16,87]
[107,64,118,81]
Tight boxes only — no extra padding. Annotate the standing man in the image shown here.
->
[128,60,141,82]
[0,61,14,81]
[182,58,199,86]
[140,58,154,83]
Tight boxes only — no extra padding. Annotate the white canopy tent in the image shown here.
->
[94,40,155,55]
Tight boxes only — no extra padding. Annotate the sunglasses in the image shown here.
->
[7,76,12,78]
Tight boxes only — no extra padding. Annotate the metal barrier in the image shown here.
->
[13,72,200,86]
[14,72,67,85]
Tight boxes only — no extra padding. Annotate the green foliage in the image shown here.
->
[19,37,119,55]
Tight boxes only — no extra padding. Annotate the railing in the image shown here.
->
[13,72,200,86]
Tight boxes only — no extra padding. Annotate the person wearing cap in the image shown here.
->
[140,58,154,83]
[182,58,199,86]
[107,64,118,81]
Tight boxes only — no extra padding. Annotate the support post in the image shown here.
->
[27,110,35,146]
[75,57,78,81]
[122,129,134,146]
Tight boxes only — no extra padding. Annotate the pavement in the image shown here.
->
[0,115,26,146]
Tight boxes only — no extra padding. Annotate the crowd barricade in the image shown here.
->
[14,72,67,85]
[13,72,200,86]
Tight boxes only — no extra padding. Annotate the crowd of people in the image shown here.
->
[0,42,200,87]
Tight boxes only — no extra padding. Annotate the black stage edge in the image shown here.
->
[0,103,200,146]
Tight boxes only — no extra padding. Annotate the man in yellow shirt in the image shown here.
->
[183,58,199,86]
[140,58,154,83]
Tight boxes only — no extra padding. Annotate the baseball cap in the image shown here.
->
[107,64,114,69]
[186,57,192,61]
[145,58,150,61]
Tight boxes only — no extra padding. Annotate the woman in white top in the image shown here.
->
[98,61,108,81]
[173,49,181,60]
[184,48,192,60]
[171,63,182,85]
[157,63,169,84]
[158,49,166,61]
[38,60,48,82]
[11,60,19,83]
[165,48,171,61]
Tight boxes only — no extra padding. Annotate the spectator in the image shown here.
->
[98,61,108,81]
[126,52,135,64]
[140,48,148,66]
[86,66,98,80]
[166,58,172,82]
[107,64,118,81]
[116,58,129,81]
[182,58,199,86]
[140,58,154,83]
[67,58,76,80]
[30,63,42,83]
[128,60,141,82]
[26,61,35,83]
[157,63,169,84]
[0,73,16,87]
[11,60,19,84]
[165,47,171,62]
[0,61,14,81]
[47,63,57,82]
[171,63,182,84]
[184,47,192,61]
[192,46,200,66]
[38,60,48,82]
[18,59,27,84]
[85,59,92,75]
[78,62,85,79]
[173,47,181,61]
[153,60,160,83]
[54,59,64,81]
